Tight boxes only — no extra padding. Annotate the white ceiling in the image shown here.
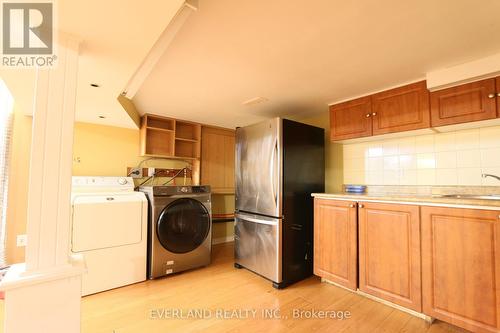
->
[1,0,185,128]
[134,0,500,129]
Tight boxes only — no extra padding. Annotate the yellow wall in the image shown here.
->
[6,110,32,263]
[291,111,343,192]
[72,122,186,177]
[7,119,234,264]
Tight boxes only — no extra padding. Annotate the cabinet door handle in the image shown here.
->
[359,204,364,208]
[497,92,500,97]
[365,114,371,118]
[349,204,356,208]
[372,112,377,116]
[488,93,496,99]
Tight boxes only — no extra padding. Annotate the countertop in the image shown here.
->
[312,192,500,210]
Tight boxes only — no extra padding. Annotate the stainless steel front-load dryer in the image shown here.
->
[139,185,212,279]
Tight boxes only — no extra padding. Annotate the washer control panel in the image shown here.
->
[72,176,134,192]
[151,185,211,196]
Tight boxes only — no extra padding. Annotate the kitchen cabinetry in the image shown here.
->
[497,76,500,105]
[430,78,498,127]
[421,206,500,333]
[358,202,422,311]
[330,96,372,141]
[201,126,235,194]
[371,81,430,135]
[314,196,500,332]
[329,77,500,141]
[313,199,358,290]
[330,81,430,141]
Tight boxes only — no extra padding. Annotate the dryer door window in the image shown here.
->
[156,198,210,254]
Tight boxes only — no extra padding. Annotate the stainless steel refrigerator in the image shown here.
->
[234,118,325,288]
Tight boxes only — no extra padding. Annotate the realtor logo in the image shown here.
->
[2,2,53,54]
[2,1,56,67]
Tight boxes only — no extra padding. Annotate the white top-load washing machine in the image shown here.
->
[71,176,147,296]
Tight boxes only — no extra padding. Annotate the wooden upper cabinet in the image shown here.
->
[421,206,500,333]
[330,82,431,141]
[430,78,497,127]
[313,198,358,290]
[330,96,372,141]
[358,202,422,312]
[371,81,430,135]
[497,76,500,115]
[201,126,235,193]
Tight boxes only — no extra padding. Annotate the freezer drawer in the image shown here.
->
[234,212,282,283]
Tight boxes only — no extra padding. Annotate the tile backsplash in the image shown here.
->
[343,126,500,186]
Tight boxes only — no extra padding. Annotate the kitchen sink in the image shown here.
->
[433,194,500,200]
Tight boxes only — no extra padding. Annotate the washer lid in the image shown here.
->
[156,198,210,254]
[71,194,144,252]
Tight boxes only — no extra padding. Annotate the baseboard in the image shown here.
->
[212,235,234,245]
[321,278,433,323]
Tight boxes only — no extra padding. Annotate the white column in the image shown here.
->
[0,34,85,333]
[25,35,79,271]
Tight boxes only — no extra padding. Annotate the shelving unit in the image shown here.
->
[145,129,174,156]
[175,120,201,159]
[140,115,175,157]
[140,114,202,184]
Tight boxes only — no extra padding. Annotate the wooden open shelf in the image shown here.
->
[140,114,202,183]
[175,120,201,141]
[145,129,174,156]
[146,115,174,131]
[141,114,201,158]
[175,139,200,159]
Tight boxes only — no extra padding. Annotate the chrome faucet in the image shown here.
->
[482,173,500,182]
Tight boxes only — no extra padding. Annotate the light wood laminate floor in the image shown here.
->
[78,242,469,333]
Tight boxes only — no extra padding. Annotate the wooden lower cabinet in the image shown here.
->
[358,202,422,312]
[421,206,500,333]
[313,199,358,290]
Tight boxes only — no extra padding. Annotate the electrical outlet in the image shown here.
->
[17,234,27,247]
[128,167,142,178]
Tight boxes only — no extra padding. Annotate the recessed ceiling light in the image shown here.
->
[98,115,106,119]
[90,83,100,88]
[242,97,268,106]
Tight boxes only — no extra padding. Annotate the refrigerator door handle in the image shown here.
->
[271,139,278,206]
[235,213,280,226]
